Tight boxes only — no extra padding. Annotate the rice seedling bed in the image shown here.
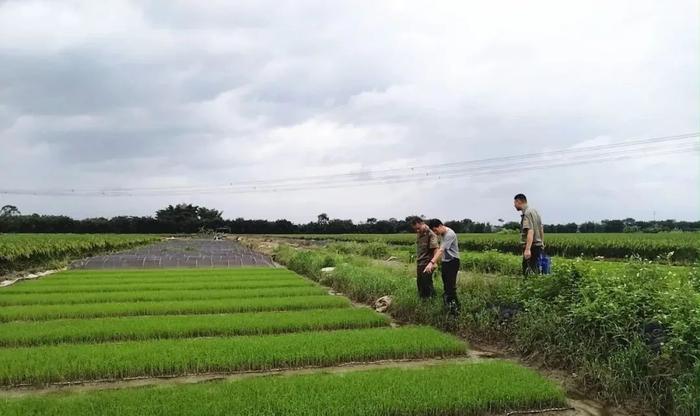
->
[2,279,314,294]
[0,361,565,416]
[0,295,351,322]
[0,308,389,347]
[44,268,299,282]
[0,286,328,306]
[0,326,466,386]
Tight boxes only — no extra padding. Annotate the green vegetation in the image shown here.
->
[0,295,351,322]
[0,362,565,416]
[0,286,329,306]
[0,326,466,385]
[275,242,700,415]
[0,308,389,347]
[0,234,160,273]
[282,232,700,263]
[46,268,300,282]
[2,278,314,294]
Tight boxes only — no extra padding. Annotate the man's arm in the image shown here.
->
[524,229,534,259]
[424,248,444,272]
[540,224,545,247]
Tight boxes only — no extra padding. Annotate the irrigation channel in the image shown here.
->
[0,238,627,415]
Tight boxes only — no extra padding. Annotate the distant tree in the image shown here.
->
[503,221,520,231]
[197,207,223,221]
[156,204,200,223]
[366,217,377,225]
[0,205,20,217]
[623,217,636,227]
[602,219,625,233]
[579,221,596,233]
[317,213,329,225]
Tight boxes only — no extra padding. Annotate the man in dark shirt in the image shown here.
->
[410,217,439,299]
[514,193,545,276]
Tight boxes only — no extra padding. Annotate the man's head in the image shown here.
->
[409,216,427,233]
[427,218,446,235]
[514,193,528,211]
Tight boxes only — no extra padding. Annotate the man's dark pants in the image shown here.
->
[522,245,543,276]
[416,263,436,299]
[441,259,461,311]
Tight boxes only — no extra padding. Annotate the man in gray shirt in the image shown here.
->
[514,193,545,276]
[424,219,461,315]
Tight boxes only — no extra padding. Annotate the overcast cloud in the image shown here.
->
[0,0,698,224]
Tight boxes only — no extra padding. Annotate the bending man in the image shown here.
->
[410,217,438,299]
[424,219,461,315]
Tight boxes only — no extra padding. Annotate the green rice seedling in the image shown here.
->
[284,232,700,263]
[0,308,389,347]
[0,234,160,273]
[0,286,328,306]
[0,326,466,385]
[2,279,314,294]
[0,295,351,322]
[0,361,565,416]
[44,268,299,283]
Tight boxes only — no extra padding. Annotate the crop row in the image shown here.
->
[47,267,298,282]
[2,278,314,294]
[0,308,389,347]
[0,326,466,386]
[457,249,698,279]
[0,295,351,322]
[283,232,700,263]
[0,286,330,306]
[0,362,565,416]
[0,234,160,272]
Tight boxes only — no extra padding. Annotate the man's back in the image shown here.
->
[520,206,543,247]
[440,227,460,262]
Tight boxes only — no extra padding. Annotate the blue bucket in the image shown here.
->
[539,253,551,275]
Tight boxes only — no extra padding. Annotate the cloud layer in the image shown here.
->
[0,0,698,223]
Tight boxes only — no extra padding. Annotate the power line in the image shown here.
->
[1,132,698,197]
[43,131,700,192]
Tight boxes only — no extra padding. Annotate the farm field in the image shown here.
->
[263,235,700,415]
[276,232,700,263]
[0,234,160,273]
[0,264,564,415]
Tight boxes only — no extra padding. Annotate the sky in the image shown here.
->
[0,0,698,224]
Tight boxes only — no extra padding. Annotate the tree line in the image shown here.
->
[0,204,698,234]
